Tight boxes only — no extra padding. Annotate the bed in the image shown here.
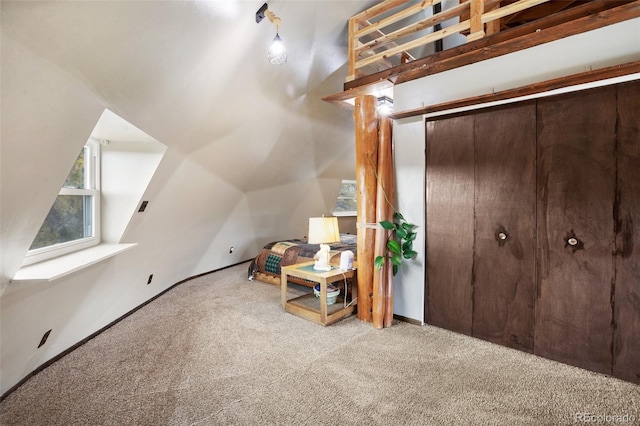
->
[247,234,357,287]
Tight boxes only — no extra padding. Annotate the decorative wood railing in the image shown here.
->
[348,0,552,82]
[325,0,639,110]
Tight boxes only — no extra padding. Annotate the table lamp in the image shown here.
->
[308,216,340,271]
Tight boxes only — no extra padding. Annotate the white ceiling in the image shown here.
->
[1,0,378,192]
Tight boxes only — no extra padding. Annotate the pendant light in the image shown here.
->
[256,3,287,65]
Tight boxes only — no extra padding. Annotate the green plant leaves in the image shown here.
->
[376,212,418,276]
[403,249,418,259]
[395,226,407,239]
[401,222,416,232]
[380,220,395,230]
[387,239,401,254]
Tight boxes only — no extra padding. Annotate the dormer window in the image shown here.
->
[333,179,357,216]
[23,141,100,265]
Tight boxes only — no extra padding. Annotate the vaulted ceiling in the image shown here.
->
[1,0,377,192]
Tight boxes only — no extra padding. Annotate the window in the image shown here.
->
[24,141,100,265]
[333,180,357,216]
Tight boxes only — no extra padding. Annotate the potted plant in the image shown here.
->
[374,212,418,275]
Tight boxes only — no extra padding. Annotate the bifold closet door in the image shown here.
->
[473,103,536,352]
[425,116,474,335]
[613,80,640,383]
[535,86,617,375]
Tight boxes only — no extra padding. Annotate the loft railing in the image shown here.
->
[347,0,551,82]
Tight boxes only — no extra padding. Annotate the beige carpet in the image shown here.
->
[1,262,639,425]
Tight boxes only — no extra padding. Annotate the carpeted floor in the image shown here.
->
[1,262,639,425]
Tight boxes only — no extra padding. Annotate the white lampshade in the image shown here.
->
[308,217,340,244]
[308,217,340,271]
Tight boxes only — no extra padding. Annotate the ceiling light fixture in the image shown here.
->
[256,3,287,65]
[377,96,394,116]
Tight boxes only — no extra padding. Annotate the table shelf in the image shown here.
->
[281,262,356,326]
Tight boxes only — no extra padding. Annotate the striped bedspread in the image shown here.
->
[247,234,356,286]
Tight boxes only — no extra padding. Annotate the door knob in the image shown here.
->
[564,230,584,252]
[495,227,509,246]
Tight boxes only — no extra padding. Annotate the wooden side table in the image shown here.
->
[281,261,357,326]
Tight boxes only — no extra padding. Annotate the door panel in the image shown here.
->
[614,80,640,384]
[535,86,616,374]
[473,103,536,352]
[425,116,474,335]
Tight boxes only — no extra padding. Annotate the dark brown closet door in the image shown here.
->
[614,80,640,384]
[425,116,474,335]
[473,103,536,352]
[535,86,617,374]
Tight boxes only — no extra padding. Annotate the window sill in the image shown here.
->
[12,243,137,283]
[332,212,357,217]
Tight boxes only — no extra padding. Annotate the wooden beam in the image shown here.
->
[354,2,469,56]
[502,0,581,26]
[373,116,394,329]
[355,0,442,40]
[343,0,638,91]
[397,0,640,84]
[390,61,640,119]
[347,17,358,81]
[481,0,550,24]
[467,0,486,41]
[352,0,411,23]
[380,117,395,329]
[354,19,411,73]
[354,0,552,79]
[322,79,394,109]
[485,0,502,35]
[354,95,378,323]
[355,20,471,71]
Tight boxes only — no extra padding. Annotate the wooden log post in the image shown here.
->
[372,235,386,328]
[380,117,395,328]
[354,95,378,323]
[373,115,394,329]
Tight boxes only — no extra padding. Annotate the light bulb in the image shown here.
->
[268,33,287,65]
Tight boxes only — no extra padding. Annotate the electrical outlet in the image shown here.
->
[229,246,234,254]
[38,329,52,348]
[147,274,153,285]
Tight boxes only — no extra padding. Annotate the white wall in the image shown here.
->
[392,19,640,322]
[392,117,426,321]
[0,36,106,287]
[99,115,167,244]
[2,0,637,396]
[0,1,357,395]
[0,37,246,392]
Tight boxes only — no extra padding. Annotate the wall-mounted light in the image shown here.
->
[256,3,287,65]
[377,96,394,116]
